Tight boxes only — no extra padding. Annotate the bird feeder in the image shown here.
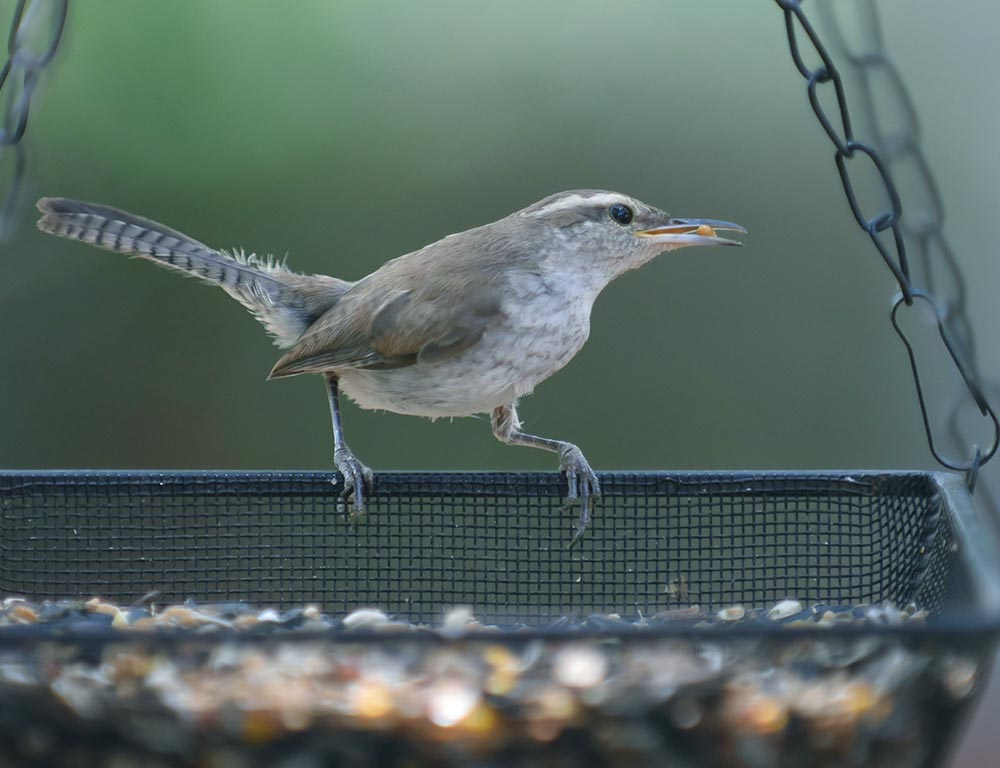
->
[1,470,998,767]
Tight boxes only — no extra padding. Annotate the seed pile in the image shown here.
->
[0,595,930,634]
[0,596,980,768]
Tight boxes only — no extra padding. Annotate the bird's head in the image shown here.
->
[516,189,745,280]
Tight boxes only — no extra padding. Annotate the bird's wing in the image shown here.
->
[267,261,504,378]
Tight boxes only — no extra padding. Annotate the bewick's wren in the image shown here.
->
[37,190,744,541]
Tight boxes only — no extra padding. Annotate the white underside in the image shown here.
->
[338,268,600,417]
[339,351,533,418]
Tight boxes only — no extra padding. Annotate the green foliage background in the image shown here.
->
[7,2,998,478]
[1,3,999,763]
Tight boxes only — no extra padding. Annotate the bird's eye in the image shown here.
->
[609,203,633,225]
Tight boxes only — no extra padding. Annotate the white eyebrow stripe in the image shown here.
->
[529,192,627,217]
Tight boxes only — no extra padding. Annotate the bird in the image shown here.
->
[36,190,744,542]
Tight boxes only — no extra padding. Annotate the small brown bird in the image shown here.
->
[37,191,744,540]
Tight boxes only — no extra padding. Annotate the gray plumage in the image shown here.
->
[36,190,744,542]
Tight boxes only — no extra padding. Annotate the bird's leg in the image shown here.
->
[491,402,601,544]
[325,373,374,523]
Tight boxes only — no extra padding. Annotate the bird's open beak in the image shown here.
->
[635,218,746,248]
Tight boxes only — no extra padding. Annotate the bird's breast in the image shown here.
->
[497,275,594,376]
[339,273,597,418]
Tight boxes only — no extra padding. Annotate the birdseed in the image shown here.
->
[0,595,979,767]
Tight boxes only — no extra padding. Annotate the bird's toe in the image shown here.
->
[333,447,375,524]
[558,445,601,546]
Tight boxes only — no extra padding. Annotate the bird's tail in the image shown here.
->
[36,197,348,347]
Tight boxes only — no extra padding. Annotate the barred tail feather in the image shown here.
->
[36,197,346,347]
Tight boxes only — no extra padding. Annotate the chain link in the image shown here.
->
[774,0,999,490]
[0,0,67,242]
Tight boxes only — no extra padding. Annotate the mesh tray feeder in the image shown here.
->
[0,470,998,768]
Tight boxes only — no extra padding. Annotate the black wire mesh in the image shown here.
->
[0,470,986,627]
[1,470,999,768]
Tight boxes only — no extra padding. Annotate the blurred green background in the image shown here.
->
[1,2,998,763]
[3,0,996,481]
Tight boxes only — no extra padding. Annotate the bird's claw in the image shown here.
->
[558,444,601,547]
[333,446,375,525]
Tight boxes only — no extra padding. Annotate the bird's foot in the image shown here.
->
[333,446,375,525]
[558,443,601,548]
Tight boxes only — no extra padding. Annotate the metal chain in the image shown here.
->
[0,0,67,242]
[773,0,999,490]
[813,1,999,496]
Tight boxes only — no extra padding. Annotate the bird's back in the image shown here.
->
[269,222,535,379]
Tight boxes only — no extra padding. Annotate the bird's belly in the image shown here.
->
[339,309,591,418]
